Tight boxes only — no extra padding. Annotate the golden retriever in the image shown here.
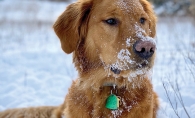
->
[0,0,159,117]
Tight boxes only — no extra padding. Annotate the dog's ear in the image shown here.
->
[53,1,92,54]
[140,0,157,38]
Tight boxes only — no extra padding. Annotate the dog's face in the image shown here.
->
[86,0,156,74]
[54,0,156,77]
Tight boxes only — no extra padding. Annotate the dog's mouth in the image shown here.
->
[137,60,149,68]
[110,60,149,75]
[110,67,121,74]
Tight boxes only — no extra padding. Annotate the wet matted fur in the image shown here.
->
[0,0,159,118]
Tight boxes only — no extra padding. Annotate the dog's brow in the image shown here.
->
[104,8,119,16]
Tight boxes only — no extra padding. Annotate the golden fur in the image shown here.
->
[53,0,159,117]
[0,0,159,117]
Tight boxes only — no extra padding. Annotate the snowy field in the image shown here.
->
[0,1,195,118]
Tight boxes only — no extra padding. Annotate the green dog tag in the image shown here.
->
[105,94,120,110]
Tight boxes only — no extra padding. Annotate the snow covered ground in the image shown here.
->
[0,1,195,118]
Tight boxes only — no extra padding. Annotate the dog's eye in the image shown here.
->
[105,18,118,25]
[140,17,146,24]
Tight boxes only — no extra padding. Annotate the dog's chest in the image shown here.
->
[67,83,152,117]
[89,87,144,117]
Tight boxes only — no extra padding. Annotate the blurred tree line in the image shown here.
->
[148,0,195,16]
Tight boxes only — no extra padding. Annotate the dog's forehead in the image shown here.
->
[95,0,144,14]
[115,0,143,12]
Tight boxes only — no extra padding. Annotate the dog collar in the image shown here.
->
[102,83,116,87]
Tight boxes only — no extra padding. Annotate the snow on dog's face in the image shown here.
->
[85,0,156,75]
[53,0,157,77]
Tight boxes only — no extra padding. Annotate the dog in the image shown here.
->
[0,0,159,117]
[52,0,159,117]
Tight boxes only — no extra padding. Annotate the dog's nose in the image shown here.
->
[133,40,156,59]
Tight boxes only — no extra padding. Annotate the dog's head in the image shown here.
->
[53,0,156,78]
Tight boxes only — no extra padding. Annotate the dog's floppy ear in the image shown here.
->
[53,1,92,54]
[140,0,157,38]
